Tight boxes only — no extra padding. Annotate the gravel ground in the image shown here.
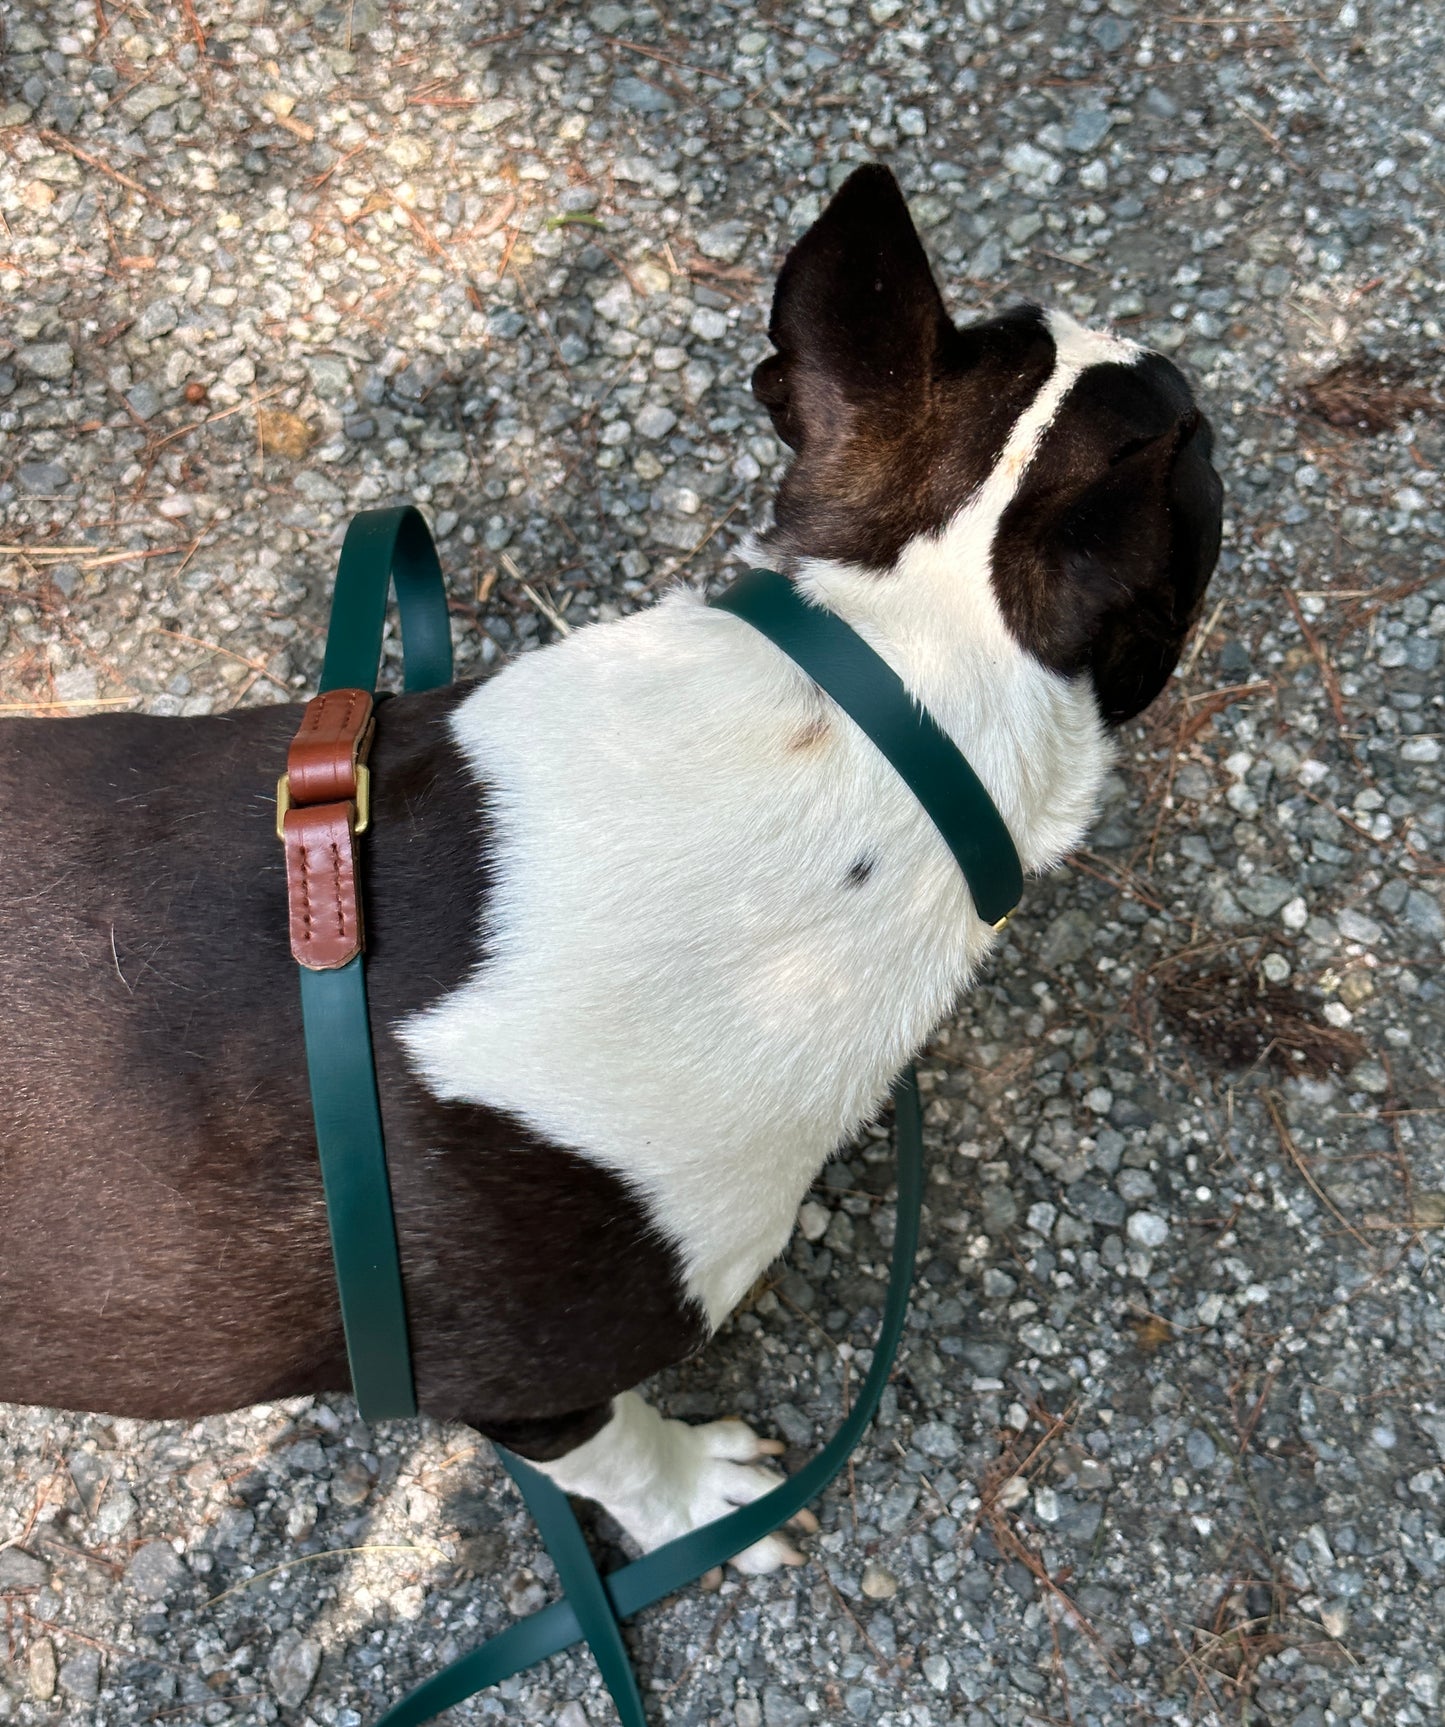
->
[3,1,1445,1724]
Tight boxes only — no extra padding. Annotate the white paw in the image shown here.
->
[626,1413,813,1573]
[678,1418,809,1575]
[535,1393,819,1576]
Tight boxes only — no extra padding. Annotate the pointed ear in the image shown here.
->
[1057,413,1224,723]
[751,165,953,450]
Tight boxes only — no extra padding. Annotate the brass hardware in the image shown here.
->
[276,764,370,840]
[992,910,1013,933]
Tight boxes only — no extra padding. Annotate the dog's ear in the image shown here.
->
[751,165,953,450]
[1054,411,1224,723]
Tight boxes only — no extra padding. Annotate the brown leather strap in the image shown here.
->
[287,686,373,804]
[282,689,374,970]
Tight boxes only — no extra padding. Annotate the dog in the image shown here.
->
[0,165,1222,1575]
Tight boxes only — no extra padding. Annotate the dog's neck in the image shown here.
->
[735,530,1114,883]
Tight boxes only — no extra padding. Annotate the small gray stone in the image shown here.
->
[1066,1178,1127,1228]
[1403,889,1445,940]
[421,450,469,486]
[125,382,162,421]
[635,403,678,439]
[1186,1428,1218,1471]
[1401,737,1441,763]
[1126,1210,1169,1249]
[306,354,351,399]
[922,1653,950,1692]
[1115,1167,1157,1204]
[17,341,74,380]
[696,221,750,263]
[58,1647,101,1704]
[120,82,184,120]
[95,1487,137,1536]
[689,306,729,342]
[1061,109,1113,153]
[1237,875,1297,917]
[1174,763,1212,800]
[137,300,180,340]
[1039,908,1092,968]
[18,460,70,493]
[268,1630,322,1710]
[913,1420,960,1459]
[1090,15,1132,49]
[962,1340,1011,1377]
[611,75,674,113]
[125,1539,189,1601]
[0,1548,48,1589]
[762,1685,809,1727]
[968,235,1004,279]
[980,1184,1019,1232]
[1003,141,1060,182]
[1337,908,1383,946]
[771,1401,814,1446]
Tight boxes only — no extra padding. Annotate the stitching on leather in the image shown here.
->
[291,819,353,957]
[328,838,347,940]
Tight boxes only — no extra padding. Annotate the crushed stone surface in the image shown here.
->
[2,0,1444,1724]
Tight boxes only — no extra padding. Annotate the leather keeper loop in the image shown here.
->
[287,688,374,804]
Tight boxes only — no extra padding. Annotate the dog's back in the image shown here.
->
[0,704,341,1412]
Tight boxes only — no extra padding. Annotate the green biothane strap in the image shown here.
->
[300,505,453,1424]
[373,1071,923,1727]
[714,568,1023,928]
[321,505,454,696]
[300,962,417,1420]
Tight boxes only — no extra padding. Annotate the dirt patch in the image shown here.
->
[1296,352,1444,435]
[1154,955,1367,1077]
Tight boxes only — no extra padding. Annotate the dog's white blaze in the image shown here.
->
[401,317,1127,1330]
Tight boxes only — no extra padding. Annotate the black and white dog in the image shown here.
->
[0,166,1222,1573]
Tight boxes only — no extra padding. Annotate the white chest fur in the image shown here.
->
[400,531,1110,1328]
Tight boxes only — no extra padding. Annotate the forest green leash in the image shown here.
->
[293,511,1023,1725]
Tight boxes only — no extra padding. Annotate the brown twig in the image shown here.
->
[1263,1090,1370,1251]
[180,0,206,56]
[1284,589,1347,732]
[36,130,182,217]
[600,35,741,85]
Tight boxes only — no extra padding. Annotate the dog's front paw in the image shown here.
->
[537,1393,819,1575]
[674,1416,814,1574]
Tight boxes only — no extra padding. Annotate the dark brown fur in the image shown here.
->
[0,691,703,1459]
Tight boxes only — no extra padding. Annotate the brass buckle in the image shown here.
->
[992,910,1013,933]
[276,764,370,841]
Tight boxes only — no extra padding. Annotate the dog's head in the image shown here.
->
[752,165,1224,725]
